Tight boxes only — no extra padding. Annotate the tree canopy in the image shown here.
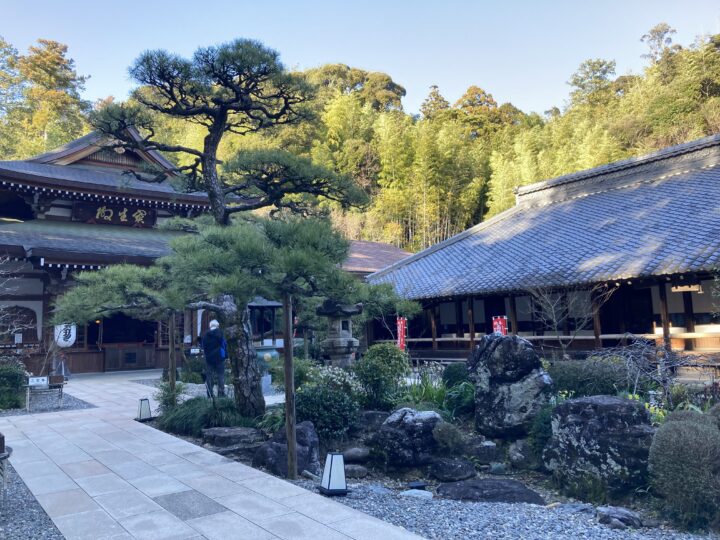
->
[2,25,720,250]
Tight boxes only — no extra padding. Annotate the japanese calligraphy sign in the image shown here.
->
[73,202,156,228]
[54,323,77,348]
[396,316,407,350]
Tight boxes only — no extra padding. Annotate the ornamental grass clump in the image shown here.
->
[158,396,254,437]
[649,415,720,529]
[354,343,410,410]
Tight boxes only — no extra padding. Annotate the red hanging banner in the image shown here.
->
[492,316,508,336]
[396,316,407,350]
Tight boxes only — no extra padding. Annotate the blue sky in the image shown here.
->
[4,0,720,114]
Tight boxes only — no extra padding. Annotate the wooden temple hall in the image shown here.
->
[0,131,410,374]
[369,134,720,375]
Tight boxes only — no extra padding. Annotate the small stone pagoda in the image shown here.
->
[316,300,363,367]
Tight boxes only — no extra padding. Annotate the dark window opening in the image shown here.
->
[0,192,34,221]
[102,313,155,344]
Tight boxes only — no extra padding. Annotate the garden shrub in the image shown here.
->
[0,357,27,410]
[154,381,186,416]
[649,419,720,529]
[270,356,319,391]
[528,404,554,459]
[547,359,629,397]
[442,362,470,388]
[180,355,205,384]
[354,343,410,410]
[296,382,359,442]
[432,422,467,456]
[444,380,475,417]
[158,396,254,437]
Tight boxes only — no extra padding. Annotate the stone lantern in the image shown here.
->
[316,300,363,368]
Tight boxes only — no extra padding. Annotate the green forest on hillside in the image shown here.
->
[1,24,719,251]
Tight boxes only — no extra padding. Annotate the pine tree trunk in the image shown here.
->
[226,305,265,418]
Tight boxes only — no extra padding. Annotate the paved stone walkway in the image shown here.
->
[1,371,422,540]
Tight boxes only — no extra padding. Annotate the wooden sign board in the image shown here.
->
[73,202,156,228]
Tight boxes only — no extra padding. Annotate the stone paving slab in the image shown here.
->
[1,370,423,539]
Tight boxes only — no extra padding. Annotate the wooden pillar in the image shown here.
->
[658,283,671,350]
[429,306,438,351]
[683,291,695,351]
[455,299,464,338]
[257,308,265,345]
[168,313,176,390]
[508,295,518,336]
[271,308,277,345]
[591,291,602,349]
[467,297,475,347]
[282,292,297,480]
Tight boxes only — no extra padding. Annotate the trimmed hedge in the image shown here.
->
[547,359,629,397]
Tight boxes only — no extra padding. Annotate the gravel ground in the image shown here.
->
[0,462,63,540]
[292,480,708,540]
[0,392,94,418]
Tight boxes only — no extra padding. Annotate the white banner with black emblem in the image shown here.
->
[54,323,77,348]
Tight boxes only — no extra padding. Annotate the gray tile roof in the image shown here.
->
[0,220,181,262]
[368,134,720,300]
[0,160,209,204]
[344,240,411,274]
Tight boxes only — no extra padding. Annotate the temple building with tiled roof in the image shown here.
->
[0,131,408,374]
[369,134,720,372]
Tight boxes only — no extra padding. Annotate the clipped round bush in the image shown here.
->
[649,420,720,528]
[354,343,410,410]
[665,409,718,428]
[159,396,254,437]
[442,363,469,388]
[547,359,629,397]
[708,403,720,428]
[432,422,467,456]
[296,383,359,442]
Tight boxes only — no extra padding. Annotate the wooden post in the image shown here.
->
[467,297,475,347]
[683,291,695,351]
[591,292,602,349]
[455,299,464,338]
[259,307,265,343]
[429,306,438,351]
[508,295,518,336]
[168,313,176,390]
[282,292,297,480]
[271,308,277,345]
[658,283,671,350]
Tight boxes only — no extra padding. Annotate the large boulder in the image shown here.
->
[430,458,476,482]
[202,426,265,447]
[467,334,552,437]
[252,421,321,476]
[437,478,545,505]
[543,395,655,498]
[202,426,266,461]
[373,408,442,467]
